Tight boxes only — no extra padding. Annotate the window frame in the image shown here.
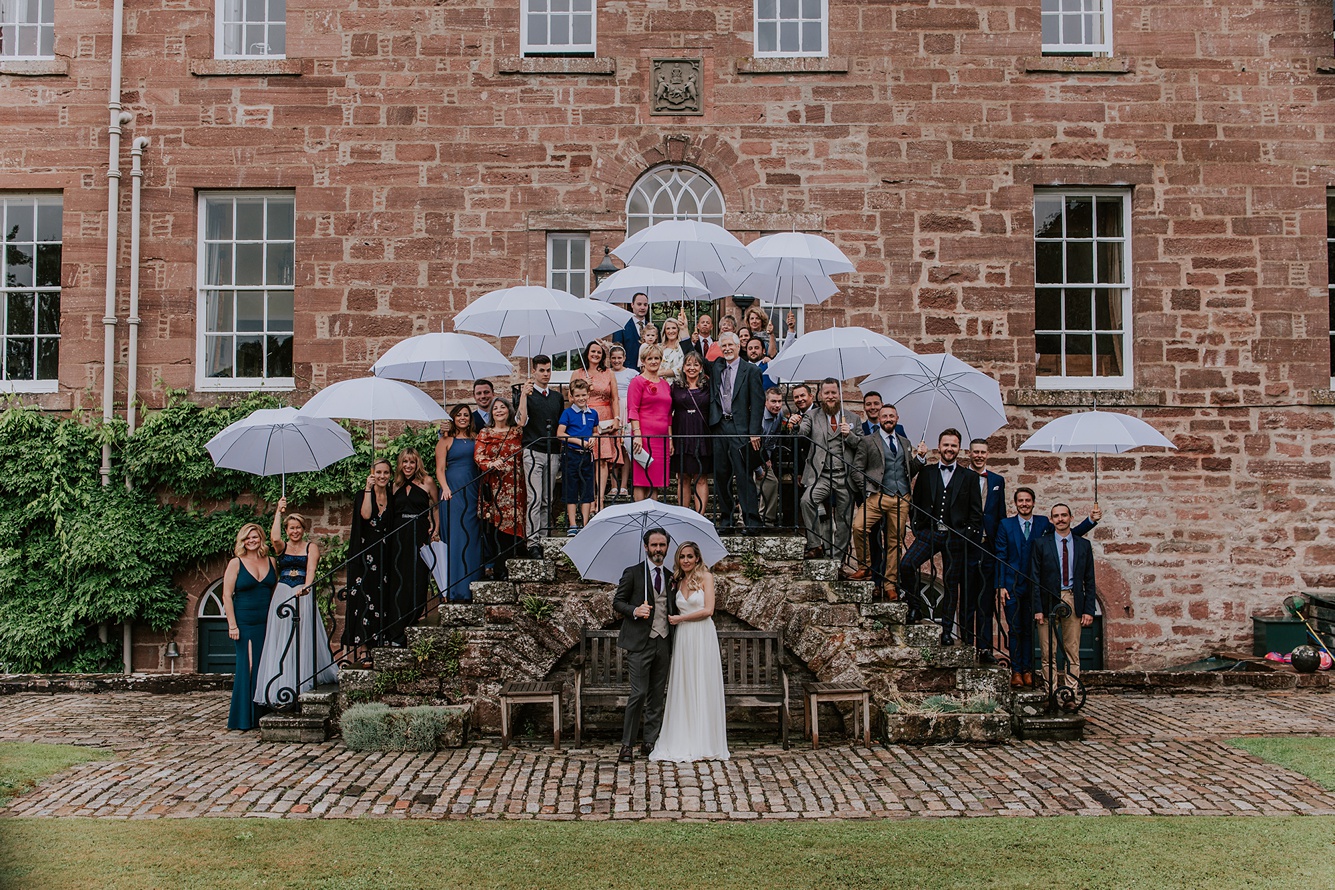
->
[1032,187,1133,391]
[0,0,56,60]
[195,191,296,393]
[214,0,286,60]
[520,0,596,57]
[0,193,61,394]
[1327,192,1335,388]
[753,0,828,59]
[1040,0,1112,56]
[545,232,590,382]
[625,165,726,238]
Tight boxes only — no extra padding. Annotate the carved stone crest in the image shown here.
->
[651,59,703,116]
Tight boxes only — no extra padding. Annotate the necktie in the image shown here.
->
[653,566,662,594]
[1023,519,1031,540]
[1061,537,1070,588]
[830,414,837,432]
[887,434,897,456]
[722,364,733,414]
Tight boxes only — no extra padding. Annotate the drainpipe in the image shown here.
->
[100,0,130,490]
[126,137,149,438]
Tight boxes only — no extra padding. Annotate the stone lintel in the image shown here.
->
[189,58,303,77]
[727,211,824,233]
[736,56,850,76]
[0,58,68,76]
[1009,387,1166,408]
[1021,55,1132,75]
[496,56,617,76]
[1014,163,1155,186]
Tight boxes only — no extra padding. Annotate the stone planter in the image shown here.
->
[882,711,1012,745]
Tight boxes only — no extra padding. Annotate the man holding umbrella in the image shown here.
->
[613,527,678,763]
[611,292,651,369]
[708,332,764,532]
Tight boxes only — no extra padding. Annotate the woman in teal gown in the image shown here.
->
[223,522,277,731]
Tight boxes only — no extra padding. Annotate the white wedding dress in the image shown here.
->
[649,586,730,763]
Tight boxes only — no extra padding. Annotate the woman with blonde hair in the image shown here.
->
[573,339,622,512]
[671,350,712,515]
[387,446,439,644]
[660,316,686,381]
[475,392,530,583]
[222,522,276,730]
[650,541,729,762]
[253,499,339,708]
[627,343,672,500]
[436,404,482,599]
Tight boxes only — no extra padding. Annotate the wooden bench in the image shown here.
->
[802,681,871,748]
[499,679,562,751]
[573,627,790,749]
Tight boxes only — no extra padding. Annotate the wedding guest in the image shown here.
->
[610,345,640,499]
[671,350,712,515]
[800,378,863,561]
[612,292,651,369]
[344,458,392,664]
[745,337,777,390]
[660,316,686,381]
[705,315,737,361]
[756,387,789,526]
[472,379,496,431]
[254,499,337,707]
[522,356,564,554]
[637,321,660,368]
[558,378,599,534]
[435,405,482,600]
[743,306,774,354]
[628,344,672,500]
[222,522,276,731]
[708,332,763,531]
[387,447,438,640]
[685,313,715,357]
[475,393,529,581]
[572,339,621,512]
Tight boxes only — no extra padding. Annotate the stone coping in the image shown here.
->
[1021,55,1132,75]
[495,56,616,76]
[0,673,233,696]
[189,58,303,77]
[736,56,850,75]
[1084,669,1331,692]
[0,59,68,76]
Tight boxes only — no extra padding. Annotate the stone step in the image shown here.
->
[1014,714,1086,741]
[860,602,909,624]
[259,713,331,743]
[298,683,341,721]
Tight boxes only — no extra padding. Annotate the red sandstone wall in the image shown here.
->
[5,0,1335,668]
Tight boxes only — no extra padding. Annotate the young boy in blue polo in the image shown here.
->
[558,377,598,535]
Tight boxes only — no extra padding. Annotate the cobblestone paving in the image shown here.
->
[2,691,1333,820]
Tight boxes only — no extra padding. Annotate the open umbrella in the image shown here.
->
[1018,409,1177,500]
[510,301,634,361]
[563,500,728,584]
[300,377,449,424]
[454,285,601,339]
[859,353,1008,447]
[589,266,710,304]
[371,331,514,384]
[611,220,753,277]
[742,232,856,278]
[205,407,354,497]
[765,326,913,383]
[725,271,840,306]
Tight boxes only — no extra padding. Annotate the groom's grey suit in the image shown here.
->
[614,560,679,749]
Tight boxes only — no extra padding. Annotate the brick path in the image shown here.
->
[2,691,1333,820]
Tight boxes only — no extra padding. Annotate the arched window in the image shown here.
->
[626,166,725,236]
[198,582,226,617]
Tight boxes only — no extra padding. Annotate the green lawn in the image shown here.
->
[1,817,1334,889]
[0,742,111,807]
[1228,737,1335,791]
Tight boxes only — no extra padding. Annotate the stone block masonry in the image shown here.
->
[5,1,1335,668]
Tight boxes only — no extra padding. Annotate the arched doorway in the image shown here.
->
[197,581,235,674]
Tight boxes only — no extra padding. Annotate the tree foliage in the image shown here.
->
[0,392,441,673]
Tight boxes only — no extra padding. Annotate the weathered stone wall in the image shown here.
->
[4,0,1335,665]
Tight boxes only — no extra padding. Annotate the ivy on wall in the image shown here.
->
[0,392,440,673]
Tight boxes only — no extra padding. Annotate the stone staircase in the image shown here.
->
[310,534,1065,747]
[258,683,341,743]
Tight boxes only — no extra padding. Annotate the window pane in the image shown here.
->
[1035,198,1063,238]
[223,23,243,55]
[206,335,234,377]
[206,290,234,332]
[1035,288,1061,330]
[571,13,591,45]
[265,242,294,286]
[758,0,775,18]
[266,198,293,239]
[801,0,820,18]
[1065,242,1093,283]
[5,338,33,379]
[801,21,821,51]
[5,202,33,242]
[1064,334,1093,377]
[779,20,799,51]
[1096,197,1123,237]
[205,201,233,240]
[1064,197,1093,238]
[7,292,34,334]
[5,242,33,287]
[1035,334,1062,377]
[236,291,264,331]
[234,243,263,285]
[267,334,293,377]
[269,23,284,53]
[550,15,569,46]
[1096,241,1123,284]
[267,0,284,20]
[1035,242,1063,283]
[35,242,60,287]
[527,14,548,45]
[36,24,51,56]
[244,23,265,52]
[35,201,60,241]
[235,336,264,377]
[36,291,58,334]
[778,0,797,17]
[1064,289,1092,331]
[36,336,56,379]
[235,201,264,239]
[1095,290,1123,330]
[268,290,294,331]
[244,0,263,22]
[1095,334,1123,377]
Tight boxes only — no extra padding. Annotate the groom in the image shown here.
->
[613,527,678,763]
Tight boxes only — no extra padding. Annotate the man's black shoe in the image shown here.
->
[978,650,997,665]
[939,630,955,647]
[618,745,634,763]
[640,743,653,757]
[527,545,544,559]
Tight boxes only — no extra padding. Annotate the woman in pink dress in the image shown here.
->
[573,339,621,511]
[627,344,672,500]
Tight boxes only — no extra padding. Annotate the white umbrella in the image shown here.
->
[726,271,840,306]
[1018,409,1176,500]
[742,232,856,278]
[611,220,753,277]
[859,353,1008,447]
[205,407,354,497]
[765,326,913,383]
[454,285,601,339]
[563,500,728,584]
[589,266,710,304]
[300,377,449,424]
[371,332,514,384]
[510,301,633,360]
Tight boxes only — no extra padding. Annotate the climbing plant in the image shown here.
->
[0,392,440,673]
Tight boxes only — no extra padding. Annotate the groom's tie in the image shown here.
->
[654,566,662,594]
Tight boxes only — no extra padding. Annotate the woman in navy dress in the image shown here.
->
[671,350,713,515]
[385,448,439,645]
[435,403,483,602]
[222,522,276,730]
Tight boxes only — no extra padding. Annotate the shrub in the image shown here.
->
[340,703,392,750]
[919,695,963,713]
[340,702,462,752]
[962,696,1000,714]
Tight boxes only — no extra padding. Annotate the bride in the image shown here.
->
[649,541,729,763]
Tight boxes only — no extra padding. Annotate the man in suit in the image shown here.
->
[472,379,496,431]
[521,356,565,556]
[683,313,715,357]
[755,387,789,526]
[846,404,918,595]
[708,332,764,531]
[964,438,1006,661]
[994,489,1100,688]
[779,382,816,528]
[611,292,651,368]
[899,428,983,645]
[799,378,863,562]
[1029,503,1096,704]
[613,527,678,762]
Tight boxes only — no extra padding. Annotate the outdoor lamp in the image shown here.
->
[592,245,620,285]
